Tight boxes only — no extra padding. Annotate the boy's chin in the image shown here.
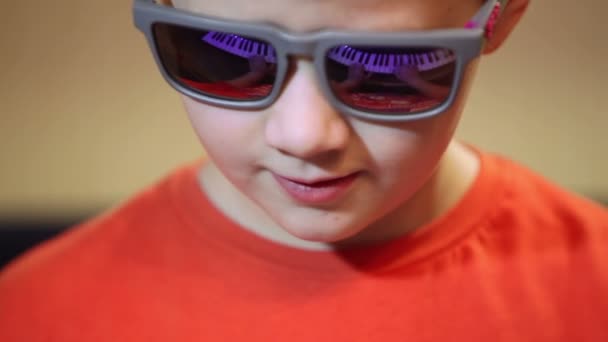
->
[270,212,370,245]
[283,227,353,244]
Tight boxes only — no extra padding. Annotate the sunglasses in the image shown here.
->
[133,0,504,122]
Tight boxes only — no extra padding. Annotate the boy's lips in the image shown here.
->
[272,172,361,205]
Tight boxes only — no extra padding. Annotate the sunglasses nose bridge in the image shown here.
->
[277,32,321,58]
[271,33,324,97]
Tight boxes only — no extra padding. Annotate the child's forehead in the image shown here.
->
[170,0,482,32]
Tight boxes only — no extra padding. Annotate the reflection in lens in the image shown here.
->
[153,23,277,101]
[326,45,456,114]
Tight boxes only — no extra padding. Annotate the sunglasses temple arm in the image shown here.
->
[466,0,508,39]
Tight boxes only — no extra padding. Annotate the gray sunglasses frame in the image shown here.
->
[133,0,505,122]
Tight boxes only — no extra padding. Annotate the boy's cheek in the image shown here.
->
[181,96,260,145]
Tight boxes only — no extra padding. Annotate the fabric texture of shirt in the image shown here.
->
[1,151,607,341]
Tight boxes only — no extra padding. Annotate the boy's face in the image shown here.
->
[172,0,485,244]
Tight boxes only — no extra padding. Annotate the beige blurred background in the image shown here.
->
[0,0,606,221]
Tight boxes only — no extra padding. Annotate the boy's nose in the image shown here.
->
[264,61,351,160]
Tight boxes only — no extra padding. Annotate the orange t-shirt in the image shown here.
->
[1,152,607,341]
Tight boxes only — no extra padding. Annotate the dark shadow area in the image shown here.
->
[0,218,85,269]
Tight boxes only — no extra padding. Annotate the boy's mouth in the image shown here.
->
[272,172,360,204]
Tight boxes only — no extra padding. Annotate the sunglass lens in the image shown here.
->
[153,23,278,101]
[325,45,456,114]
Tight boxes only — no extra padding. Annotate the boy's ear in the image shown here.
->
[483,0,530,54]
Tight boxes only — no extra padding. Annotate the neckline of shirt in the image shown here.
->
[167,149,507,276]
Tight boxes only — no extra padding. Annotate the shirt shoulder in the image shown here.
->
[0,163,204,341]
[494,154,606,230]
[471,153,608,261]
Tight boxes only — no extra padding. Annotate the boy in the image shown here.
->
[1,0,607,340]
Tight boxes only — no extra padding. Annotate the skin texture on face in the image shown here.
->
[165,0,525,249]
[170,0,482,32]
